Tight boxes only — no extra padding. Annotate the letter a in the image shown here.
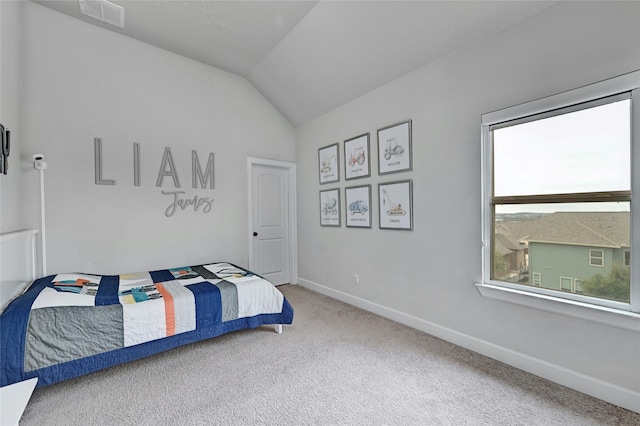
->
[156,147,181,188]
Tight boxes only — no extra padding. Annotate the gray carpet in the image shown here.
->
[20,285,640,425]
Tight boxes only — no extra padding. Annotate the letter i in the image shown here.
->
[133,142,141,186]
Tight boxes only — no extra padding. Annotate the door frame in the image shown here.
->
[247,157,298,284]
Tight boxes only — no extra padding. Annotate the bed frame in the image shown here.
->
[0,229,284,334]
[2,230,293,388]
[0,229,38,311]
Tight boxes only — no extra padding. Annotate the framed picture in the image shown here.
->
[345,185,371,228]
[378,180,413,230]
[344,133,370,180]
[377,120,412,175]
[319,188,341,227]
[318,143,339,184]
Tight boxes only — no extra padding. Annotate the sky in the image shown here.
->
[492,99,631,214]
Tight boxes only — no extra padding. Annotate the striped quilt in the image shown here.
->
[1,263,294,387]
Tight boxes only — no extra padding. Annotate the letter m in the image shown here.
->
[192,151,214,189]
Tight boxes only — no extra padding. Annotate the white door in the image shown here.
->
[250,163,291,285]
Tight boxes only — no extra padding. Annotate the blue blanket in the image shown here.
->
[1,263,294,387]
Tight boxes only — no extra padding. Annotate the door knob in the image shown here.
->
[253,232,258,237]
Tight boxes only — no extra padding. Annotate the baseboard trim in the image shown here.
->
[297,277,640,414]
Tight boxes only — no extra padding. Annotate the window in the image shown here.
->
[589,250,604,267]
[532,272,541,287]
[480,72,639,320]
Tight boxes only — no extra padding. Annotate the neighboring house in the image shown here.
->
[494,232,528,280]
[494,220,537,281]
[521,212,630,294]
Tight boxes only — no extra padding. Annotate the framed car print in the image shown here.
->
[377,120,412,175]
[378,180,413,230]
[344,133,370,180]
[318,143,339,184]
[345,185,371,228]
[319,188,341,227]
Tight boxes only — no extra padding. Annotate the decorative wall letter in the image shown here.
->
[133,142,141,186]
[192,151,214,189]
[94,138,116,185]
[155,147,181,188]
[91,139,214,216]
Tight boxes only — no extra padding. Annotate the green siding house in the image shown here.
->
[524,212,630,295]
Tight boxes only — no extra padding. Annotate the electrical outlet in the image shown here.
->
[353,274,359,285]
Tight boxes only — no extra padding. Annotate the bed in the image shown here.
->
[1,260,294,388]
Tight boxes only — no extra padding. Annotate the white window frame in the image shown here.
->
[589,249,604,267]
[477,71,640,331]
[560,276,573,292]
[532,272,541,287]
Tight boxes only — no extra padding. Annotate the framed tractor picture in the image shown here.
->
[377,120,412,175]
[319,188,341,227]
[318,143,339,184]
[345,185,371,228]
[378,180,413,230]
[344,133,370,180]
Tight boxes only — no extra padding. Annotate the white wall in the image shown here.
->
[0,0,24,233]
[17,2,295,274]
[296,1,640,411]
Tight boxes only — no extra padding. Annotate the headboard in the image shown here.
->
[0,229,38,310]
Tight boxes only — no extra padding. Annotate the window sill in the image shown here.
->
[475,282,640,332]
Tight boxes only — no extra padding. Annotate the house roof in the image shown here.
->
[494,233,524,256]
[521,212,630,248]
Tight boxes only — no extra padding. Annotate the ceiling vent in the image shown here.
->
[79,0,124,28]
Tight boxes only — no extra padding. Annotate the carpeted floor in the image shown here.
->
[19,284,640,425]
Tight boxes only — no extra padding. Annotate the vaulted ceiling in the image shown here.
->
[34,1,558,127]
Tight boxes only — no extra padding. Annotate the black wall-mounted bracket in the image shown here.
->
[0,123,10,175]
